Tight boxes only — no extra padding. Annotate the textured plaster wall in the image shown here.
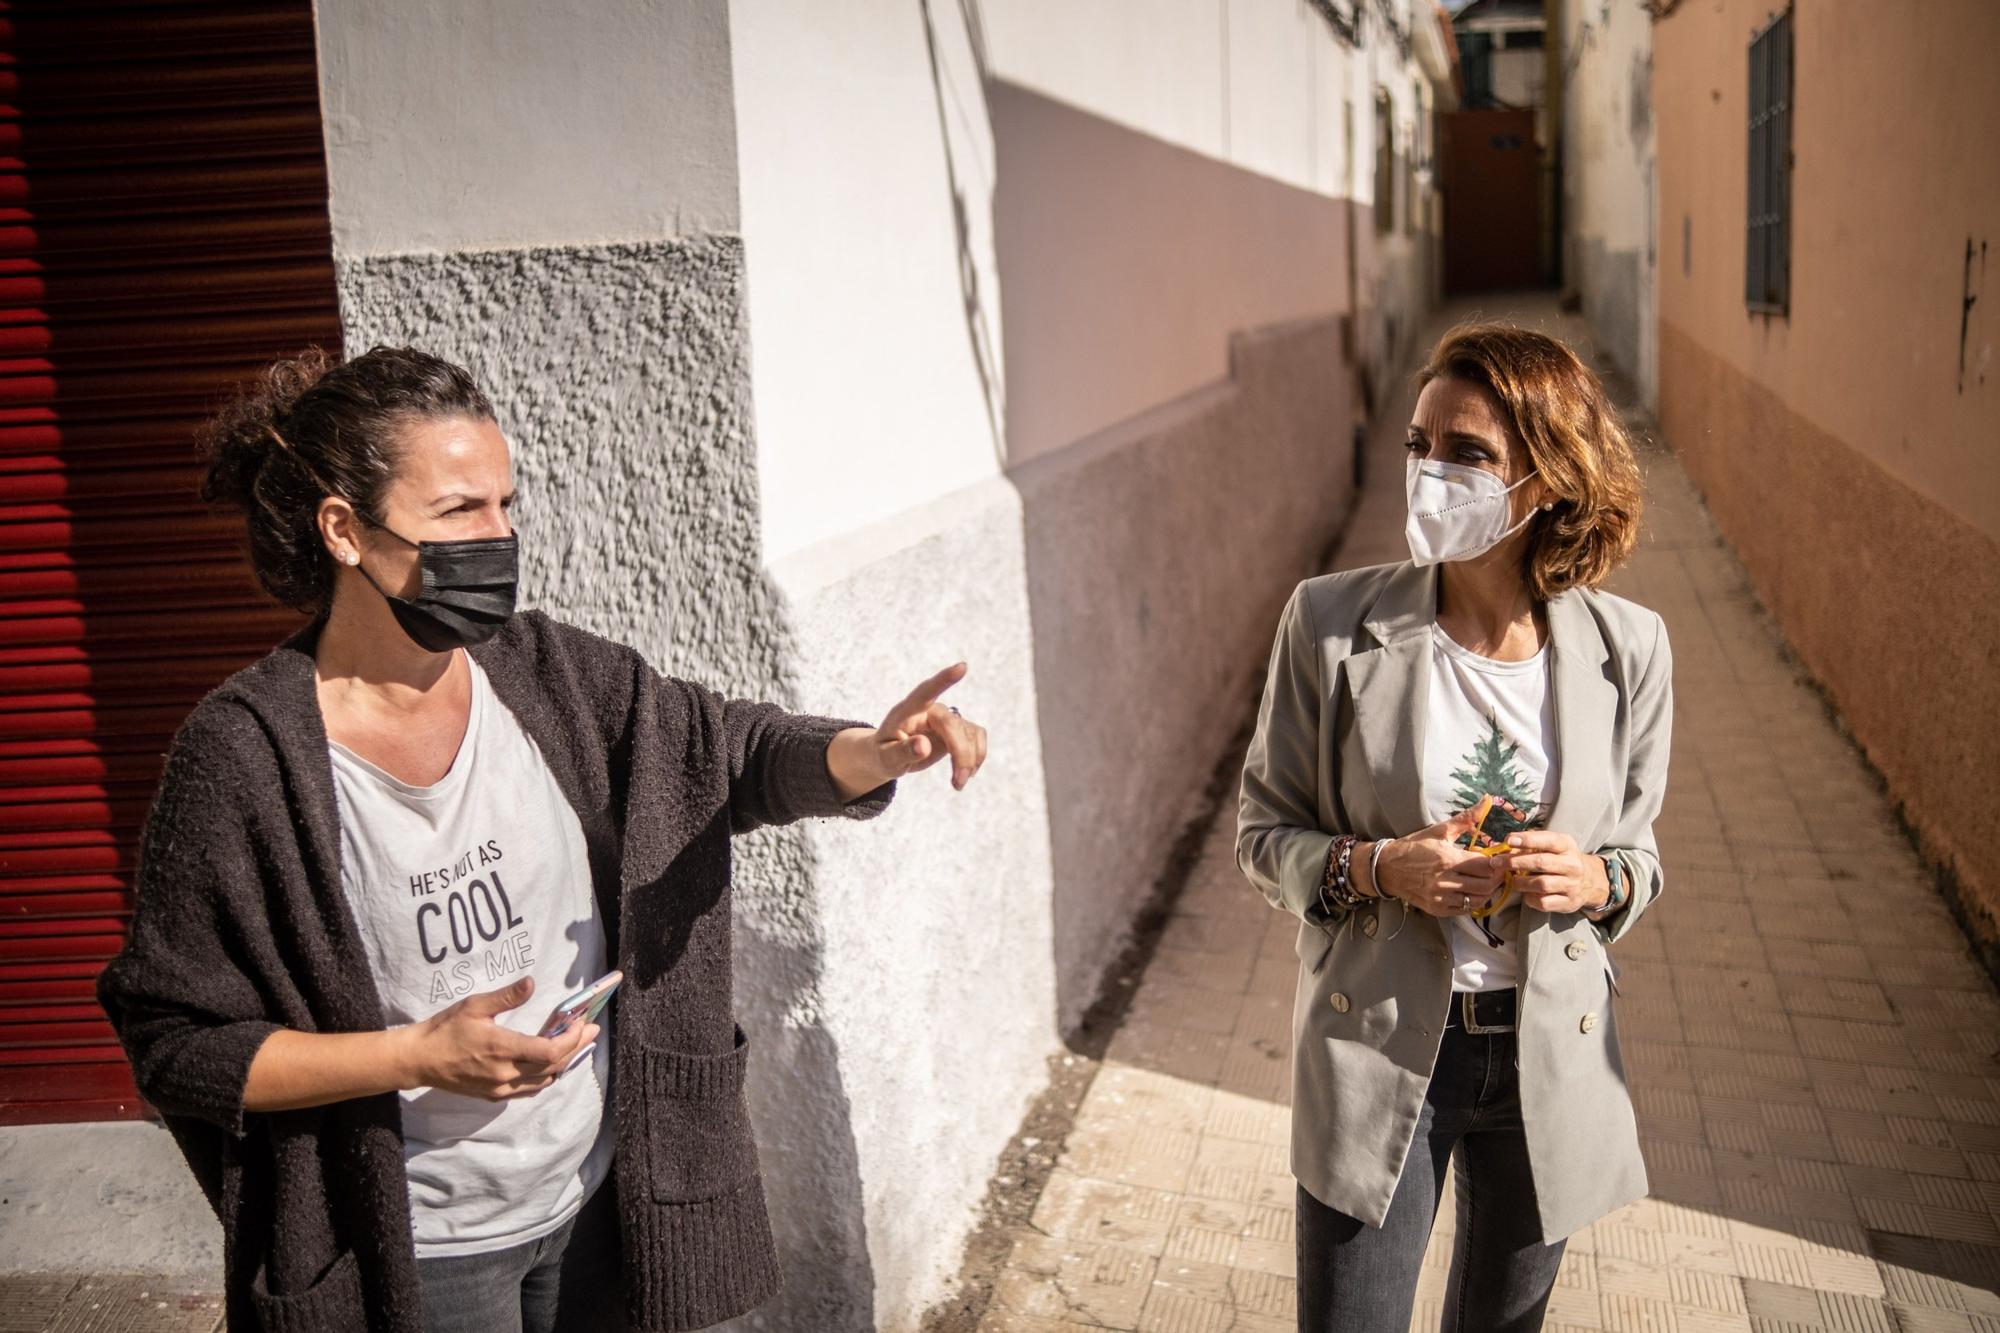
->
[729,6,1374,1323]
[338,240,882,1329]
[314,0,740,255]
[770,481,1057,1332]
[336,241,777,695]
[1015,315,1355,1030]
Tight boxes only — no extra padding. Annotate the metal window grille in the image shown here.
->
[1746,7,1793,314]
[1374,91,1395,235]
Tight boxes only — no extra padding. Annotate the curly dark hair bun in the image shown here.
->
[198,346,494,613]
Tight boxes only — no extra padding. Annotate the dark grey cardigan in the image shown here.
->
[96,610,893,1332]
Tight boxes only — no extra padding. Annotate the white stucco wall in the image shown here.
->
[314,0,741,254]
[767,482,1058,1332]
[729,4,1384,1326]
[977,0,1355,200]
[729,0,1005,565]
[979,0,1441,227]
[975,2,1444,458]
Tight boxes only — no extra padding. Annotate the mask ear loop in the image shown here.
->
[270,428,437,554]
[1487,482,1551,547]
[268,428,415,603]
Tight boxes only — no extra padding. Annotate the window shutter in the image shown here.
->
[0,0,339,1124]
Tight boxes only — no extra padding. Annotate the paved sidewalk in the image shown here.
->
[0,1275,221,1333]
[975,299,2000,1333]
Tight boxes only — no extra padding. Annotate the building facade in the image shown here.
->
[1,4,1455,1328]
[1649,1,2000,970]
[1558,0,1657,405]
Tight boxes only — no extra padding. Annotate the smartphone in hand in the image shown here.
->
[540,970,622,1073]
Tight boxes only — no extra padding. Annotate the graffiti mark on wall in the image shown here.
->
[1962,236,1988,394]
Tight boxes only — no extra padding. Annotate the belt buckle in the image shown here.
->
[1461,991,1515,1035]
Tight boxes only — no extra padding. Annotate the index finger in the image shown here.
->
[1501,829,1567,852]
[896,662,968,714]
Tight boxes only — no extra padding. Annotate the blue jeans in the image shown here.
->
[416,1179,628,1333]
[1296,1019,1566,1332]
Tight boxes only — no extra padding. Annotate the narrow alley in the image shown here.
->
[4,5,1994,1331]
[970,300,2000,1333]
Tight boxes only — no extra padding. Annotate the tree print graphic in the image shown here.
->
[1448,713,1545,947]
[1449,714,1544,841]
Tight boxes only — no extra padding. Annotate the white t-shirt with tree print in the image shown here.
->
[1420,622,1560,993]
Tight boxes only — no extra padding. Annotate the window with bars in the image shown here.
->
[1374,90,1395,235]
[1746,7,1793,314]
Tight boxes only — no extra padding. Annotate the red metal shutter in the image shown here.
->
[0,0,339,1124]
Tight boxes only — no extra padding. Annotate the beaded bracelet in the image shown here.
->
[1320,833,1370,913]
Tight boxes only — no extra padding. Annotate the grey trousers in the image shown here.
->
[1296,1019,1567,1332]
[415,1179,628,1333]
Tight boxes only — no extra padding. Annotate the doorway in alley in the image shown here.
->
[1442,108,1542,293]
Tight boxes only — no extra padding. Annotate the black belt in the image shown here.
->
[1446,987,1518,1034]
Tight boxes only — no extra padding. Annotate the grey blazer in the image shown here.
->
[1236,558,1673,1243]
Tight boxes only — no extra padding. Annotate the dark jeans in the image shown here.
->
[1297,1019,1565,1332]
[416,1179,628,1333]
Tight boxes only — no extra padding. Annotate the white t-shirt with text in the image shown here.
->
[328,653,614,1258]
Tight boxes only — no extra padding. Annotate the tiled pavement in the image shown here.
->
[0,1275,222,1333]
[975,299,2000,1333]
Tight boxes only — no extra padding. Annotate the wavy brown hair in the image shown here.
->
[1415,323,1643,598]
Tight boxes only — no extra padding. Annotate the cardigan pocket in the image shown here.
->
[247,1247,362,1332]
[642,1024,759,1204]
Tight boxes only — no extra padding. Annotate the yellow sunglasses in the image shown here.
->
[1461,794,1516,920]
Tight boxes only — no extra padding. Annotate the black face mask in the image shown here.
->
[354,524,519,653]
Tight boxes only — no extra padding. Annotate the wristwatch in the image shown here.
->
[1590,853,1627,917]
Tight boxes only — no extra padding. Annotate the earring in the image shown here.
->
[343,551,360,566]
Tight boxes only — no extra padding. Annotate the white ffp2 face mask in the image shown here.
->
[1403,456,1541,566]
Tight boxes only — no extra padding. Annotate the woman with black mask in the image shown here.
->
[97,346,989,1333]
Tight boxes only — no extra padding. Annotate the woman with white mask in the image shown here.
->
[1237,324,1674,1331]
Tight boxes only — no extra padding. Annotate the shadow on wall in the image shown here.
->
[1008,322,1356,1037]
[334,240,878,1333]
[984,72,1360,1039]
